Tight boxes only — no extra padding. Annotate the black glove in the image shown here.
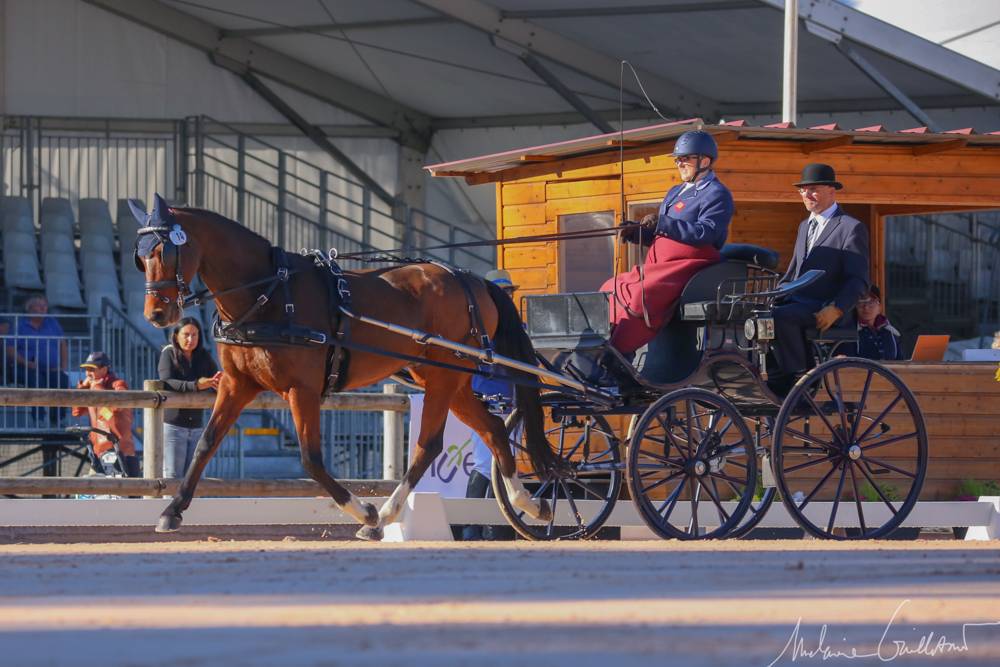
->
[618,216,656,245]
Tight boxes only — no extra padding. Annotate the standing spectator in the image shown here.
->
[159,317,220,478]
[71,351,140,477]
[8,294,69,425]
[843,285,904,361]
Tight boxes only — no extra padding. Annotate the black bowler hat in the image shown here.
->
[794,163,843,190]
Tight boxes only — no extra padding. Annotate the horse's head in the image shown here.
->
[129,194,202,328]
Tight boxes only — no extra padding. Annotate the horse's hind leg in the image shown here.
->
[356,371,459,541]
[288,388,379,529]
[157,377,259,532]
[448,381,550,521]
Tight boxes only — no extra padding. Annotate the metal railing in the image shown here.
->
[185,116,494,273]
[1,116,179,215]
[2,114,494,274]
[0,313,92,430]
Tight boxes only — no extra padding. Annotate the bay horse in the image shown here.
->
[130,194,556,540]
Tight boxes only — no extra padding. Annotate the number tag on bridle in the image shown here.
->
[169,226,188,246]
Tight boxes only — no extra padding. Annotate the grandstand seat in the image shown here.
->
[117,199,142,289]
[78,198,115,241]
[2,230,44,290]
[85,274,123,314]
[40,198,76,255]
[43,255,85,309]
[1,197,34,235]
[81,229,114,255]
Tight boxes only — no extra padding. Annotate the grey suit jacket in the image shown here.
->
[781,206,870,313]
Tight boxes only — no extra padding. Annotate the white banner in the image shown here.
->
[407,394,478,498]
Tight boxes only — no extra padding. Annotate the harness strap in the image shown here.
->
[431,261,496,366]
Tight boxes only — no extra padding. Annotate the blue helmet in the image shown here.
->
[672,130,718,161]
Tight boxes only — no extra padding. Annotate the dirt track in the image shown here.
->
[1,540,998,667]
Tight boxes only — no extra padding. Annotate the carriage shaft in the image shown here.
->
[341,307,615,403]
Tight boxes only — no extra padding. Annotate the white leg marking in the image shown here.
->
[378,480,412,526]
[502,474,543,519]
[342,494,373,525]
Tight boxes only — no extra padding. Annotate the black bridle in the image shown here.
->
[134,222,192,308]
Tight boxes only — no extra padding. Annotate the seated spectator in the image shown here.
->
[9,294,68,384]
[158,317,220,478]
[842,285,903,361]
[8,294,69,425]
[71,351,140,477]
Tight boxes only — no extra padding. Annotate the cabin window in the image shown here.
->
[558,211,614,291]
[885,209,1000,355]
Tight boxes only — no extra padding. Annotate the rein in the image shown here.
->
[336,224,626,260]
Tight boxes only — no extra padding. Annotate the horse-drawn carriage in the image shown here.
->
[131,196,927,542]
[491,242,928,541]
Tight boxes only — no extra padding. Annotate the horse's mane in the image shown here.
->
[174,207,272,247]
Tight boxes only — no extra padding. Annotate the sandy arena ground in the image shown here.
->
[1,539,998,667]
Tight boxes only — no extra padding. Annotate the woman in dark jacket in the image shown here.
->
[159,317,221,478]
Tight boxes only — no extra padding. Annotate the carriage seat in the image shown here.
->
[675,244,780,323]
[720,243,779,270]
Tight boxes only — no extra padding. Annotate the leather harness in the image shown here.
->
[135,218,493,396]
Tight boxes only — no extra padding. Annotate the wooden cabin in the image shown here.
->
[427,119,1000,500]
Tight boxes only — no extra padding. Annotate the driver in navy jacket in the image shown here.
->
[602,130,734,355]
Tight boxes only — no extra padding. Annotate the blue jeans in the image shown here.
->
[163,424,204,478]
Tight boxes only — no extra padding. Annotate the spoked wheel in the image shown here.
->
[627,388,757,539]
[727,486,778,539]
[727,418,777,539]
[492,408,622,540]
[773,357,928,539]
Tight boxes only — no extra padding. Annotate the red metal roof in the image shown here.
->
[425,118,1000,181]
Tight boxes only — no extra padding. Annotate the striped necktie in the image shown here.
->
[806,217,820,255]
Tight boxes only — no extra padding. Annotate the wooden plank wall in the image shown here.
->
[882,363,1000,500]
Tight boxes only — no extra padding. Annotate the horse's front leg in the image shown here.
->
[156,377,259,532]
[355,371,459,541]
[287,388,379,530]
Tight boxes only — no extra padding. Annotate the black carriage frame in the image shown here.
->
[491,244,928,541]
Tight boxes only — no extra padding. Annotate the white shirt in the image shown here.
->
[806,203,839,253]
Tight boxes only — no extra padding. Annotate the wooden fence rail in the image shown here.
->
[0,477,398,497]
[0,386,409,483]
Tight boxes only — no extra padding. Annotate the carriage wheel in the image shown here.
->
[727,486,778,539]
[626,388,756,540]
[492,409,622,540]
[772,358,927,539]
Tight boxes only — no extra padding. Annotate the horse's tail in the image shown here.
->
[483,280,557,476]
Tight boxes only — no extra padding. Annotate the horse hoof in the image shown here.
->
[537,498,553,523]
[362,502,379,527]
[155,513,183,533]
[356,525,384,542]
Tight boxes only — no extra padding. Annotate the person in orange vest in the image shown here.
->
[71,351,140,477]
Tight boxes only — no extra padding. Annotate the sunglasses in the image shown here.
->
[857,298,880,306]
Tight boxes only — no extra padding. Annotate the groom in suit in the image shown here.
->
[770,163,870,392]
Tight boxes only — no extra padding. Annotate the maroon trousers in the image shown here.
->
[601,237,721,354]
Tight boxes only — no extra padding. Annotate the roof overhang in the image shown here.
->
[426,118,1000,184]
